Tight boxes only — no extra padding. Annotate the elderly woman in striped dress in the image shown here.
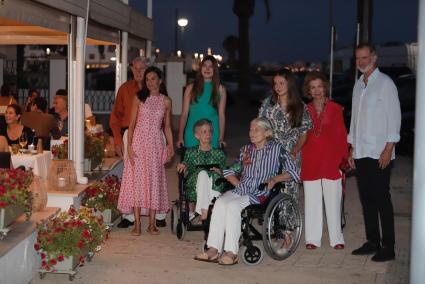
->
[195,117,299,265]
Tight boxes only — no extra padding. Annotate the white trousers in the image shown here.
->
[207,192,250,254]
[121,130,166,221]
[195,171,221,215]
[303,178,345,247]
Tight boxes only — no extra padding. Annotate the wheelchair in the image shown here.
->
[200,180,302,266]
[170,170,207,240]
[170,147,220,240]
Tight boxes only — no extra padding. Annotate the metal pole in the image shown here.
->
[329,25,335,99]
[174,8,178,54]
[355,23,360,79]
[410,0,425,282]
[146,0,153,58]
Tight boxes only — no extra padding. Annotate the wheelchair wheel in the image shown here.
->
[240,243,264,266]
[176,220,186,240]
[262,193,302,261]
[170,203,179,234]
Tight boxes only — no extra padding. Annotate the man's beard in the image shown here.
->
[357,62,374,74]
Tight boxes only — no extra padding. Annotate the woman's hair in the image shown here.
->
[29,89,39,97]
[7,104,22,119]
[1,84,12,97]
[193,118,213,134]
[137,66,168,103]
[271,69,304,128]
[251,117,274,140]
[302,71,329,99]
[191,55,221,108]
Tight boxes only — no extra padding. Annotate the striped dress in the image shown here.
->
[223,140,299,205]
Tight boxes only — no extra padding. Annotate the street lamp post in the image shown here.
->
[174,9,189,55]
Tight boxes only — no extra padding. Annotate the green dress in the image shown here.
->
[184,82,220,148]
[182,147,226,202]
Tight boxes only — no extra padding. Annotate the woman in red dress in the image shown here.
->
[301,72,349,250]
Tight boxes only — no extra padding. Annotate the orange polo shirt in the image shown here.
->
[109,80,141,146]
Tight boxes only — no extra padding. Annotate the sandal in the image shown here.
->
[146,226,160,235]
[218,252,238,265]
[194,252,219,263]
[306,243,317,250]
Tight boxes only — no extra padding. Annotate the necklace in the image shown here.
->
[312,100,327,137]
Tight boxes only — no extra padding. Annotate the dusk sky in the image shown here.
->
[130,0,418,64]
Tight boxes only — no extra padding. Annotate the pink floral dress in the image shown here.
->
[118,94,169,215]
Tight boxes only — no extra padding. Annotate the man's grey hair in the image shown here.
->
[132,56,151,66]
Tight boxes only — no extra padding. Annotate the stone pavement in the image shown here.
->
[29,94,412,284]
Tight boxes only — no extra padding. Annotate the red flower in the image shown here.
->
[49,258,57,265]
[79,255,85,265]
[40,253,46,260]
[81,229,91,240]
[0,201,8,208]
[10,195,16,201]
[77,240,85,249]
[57,254,65,262]
[34,243,41,251]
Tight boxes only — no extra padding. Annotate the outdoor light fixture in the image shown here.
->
[110,57,116,61]
[177,18,189,28]
[46,48,51,55]
[194,53,199,59]
[177,50,182,57]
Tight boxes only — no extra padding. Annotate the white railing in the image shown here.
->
[17,89,115,113]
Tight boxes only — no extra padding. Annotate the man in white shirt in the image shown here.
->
[348,43,401,262]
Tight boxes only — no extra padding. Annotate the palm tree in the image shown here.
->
[233,0,270,96]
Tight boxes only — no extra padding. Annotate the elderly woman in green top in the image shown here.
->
[177,119,226,221]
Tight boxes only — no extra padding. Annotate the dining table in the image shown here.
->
[11,151,52,179]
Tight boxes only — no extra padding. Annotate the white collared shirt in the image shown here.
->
[348,68,401,160]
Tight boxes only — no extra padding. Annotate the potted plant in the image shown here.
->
[51,139,68,160]
[0,168,33,239]
[85,132,108,171]
[35,206,106,279]
[82,175,121,226]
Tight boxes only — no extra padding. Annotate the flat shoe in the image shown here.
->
[334,244,345,250]
[194,252,219,263]
[218,254,238,265]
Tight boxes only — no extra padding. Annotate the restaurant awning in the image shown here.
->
[0,0,153,46]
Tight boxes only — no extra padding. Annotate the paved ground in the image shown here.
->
[30,93,412,284]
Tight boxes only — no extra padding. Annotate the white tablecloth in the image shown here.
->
[11,151,51,179]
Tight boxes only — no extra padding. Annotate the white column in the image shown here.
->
[115,41,121,97]
[410,0,425,282]
[121,32,128,83]
[165,61,186,115]
[68,16,88,185]
[49,58,66,107]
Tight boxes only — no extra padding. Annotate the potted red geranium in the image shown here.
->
[0,168,33,239]
[82,175,121,226]
[35,206,106,280]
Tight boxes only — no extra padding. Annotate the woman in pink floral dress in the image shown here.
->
[118,66,174,236]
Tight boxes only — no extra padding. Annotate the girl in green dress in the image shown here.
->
[177,55,227,149]
[176,119,225,221]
